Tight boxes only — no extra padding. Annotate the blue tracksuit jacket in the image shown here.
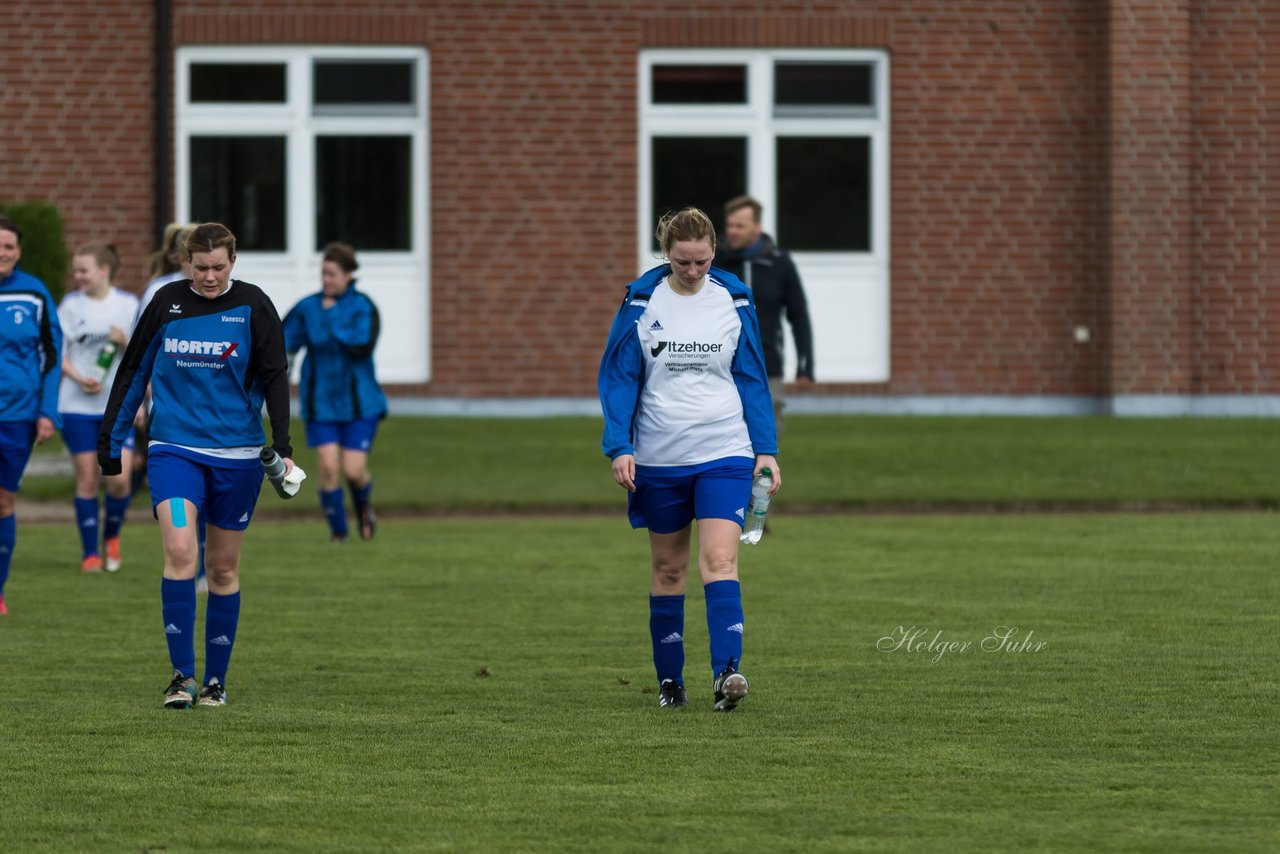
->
[597,264,778,461]
[0,267,63,426]
[282,282,387,424]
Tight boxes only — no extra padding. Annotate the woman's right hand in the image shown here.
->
[78,376,104,394]
[611,453,636,492]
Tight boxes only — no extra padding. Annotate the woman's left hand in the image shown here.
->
[34,417,56,446]
[754,454,780,495]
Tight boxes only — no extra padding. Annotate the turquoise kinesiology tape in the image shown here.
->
[169,498,187,528]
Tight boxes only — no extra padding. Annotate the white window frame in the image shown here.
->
[640,49,891,383]
[175,45,431,383]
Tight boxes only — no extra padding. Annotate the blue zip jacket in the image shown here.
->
[282,281,387,424]
[597,264,777,461]
[98,279,292,475]
[0,266,63,426]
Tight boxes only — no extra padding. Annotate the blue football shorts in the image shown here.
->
[148,447,264,531]
[61,413,135,455]
[628,456,754,534]
[0,421,37,492]
[305,417,380,452]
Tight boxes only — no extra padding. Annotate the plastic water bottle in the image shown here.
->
[740,467,773,545]
[93,340,119,382]
[260,448,293,499]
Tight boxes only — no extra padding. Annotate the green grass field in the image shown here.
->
[20,414,1280,508]
[1,512,1277,851]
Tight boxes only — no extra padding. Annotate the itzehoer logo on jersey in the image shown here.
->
[164,336,241,370]
[649,340,723,358]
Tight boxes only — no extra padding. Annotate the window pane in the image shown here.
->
[651,65,747,104]
[314,61,414,105]
[316,136,412,251]
[190,64,286,103]
[774,62,874,108]
[650,137,747,250]
[776,137,870,251]
[189,136,286,251]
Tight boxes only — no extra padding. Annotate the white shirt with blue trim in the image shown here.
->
[633,280,753,467]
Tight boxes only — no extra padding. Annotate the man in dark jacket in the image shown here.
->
[714,195,814,438]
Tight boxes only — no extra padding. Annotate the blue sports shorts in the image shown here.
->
[0,421,37,492]
[628,456,754,534]
[305,417,380,452]
[148,447,264,531]
[61,413,135,455]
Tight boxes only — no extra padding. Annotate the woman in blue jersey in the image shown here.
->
[283,242,386,543]
[0,215,63,617]
[598,207,780,712]
[99,222,293,709]
[59,243,139,573]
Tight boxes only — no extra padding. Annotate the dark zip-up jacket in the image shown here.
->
[714,234,814,381]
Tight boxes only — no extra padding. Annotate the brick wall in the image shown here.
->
[3,0,157,291]
[5,0,1276,399]
[1190,0,1278,393]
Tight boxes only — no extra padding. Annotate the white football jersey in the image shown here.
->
[633,280,753,466]
[58,288,141,416]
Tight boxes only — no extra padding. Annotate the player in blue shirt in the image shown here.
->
[99,222,293,708]
[598,207,780,711]
[0,215,63,616]
[283,242,386,543]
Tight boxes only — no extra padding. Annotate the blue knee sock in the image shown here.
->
[203,590,241,687]
[0,514,15,595]
[74,497,99,558]
[103,494,131,541]
[649,594,685,684]
[160,577,197,677]
[350,481,372,514]
[704,580,744,676]
[320,488,348,537]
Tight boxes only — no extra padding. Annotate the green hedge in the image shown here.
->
[0,200,67,302]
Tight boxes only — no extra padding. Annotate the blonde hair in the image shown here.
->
[145,223,196,279]
[74,242,120,281]
[655,207,716,257]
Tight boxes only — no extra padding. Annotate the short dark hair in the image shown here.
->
[723,195,762,223]
[0,215,23,244]
[321,242,359,274]
[185,222,237,258]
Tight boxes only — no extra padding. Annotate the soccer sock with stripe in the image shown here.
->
[0,514,15,596]
[160,577,197,677]
[649,593,685,684]
[704,579,745,676]
[74,496,99,558]
[320,488,348,538]
[203,590,241,687]
[103,494,131,541]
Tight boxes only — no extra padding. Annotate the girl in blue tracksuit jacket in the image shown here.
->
[0,215,63,615]
[597,207,780,713]
[282,242,387,543]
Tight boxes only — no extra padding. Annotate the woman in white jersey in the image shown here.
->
[598,207,780,712]
[58,243,139,572]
